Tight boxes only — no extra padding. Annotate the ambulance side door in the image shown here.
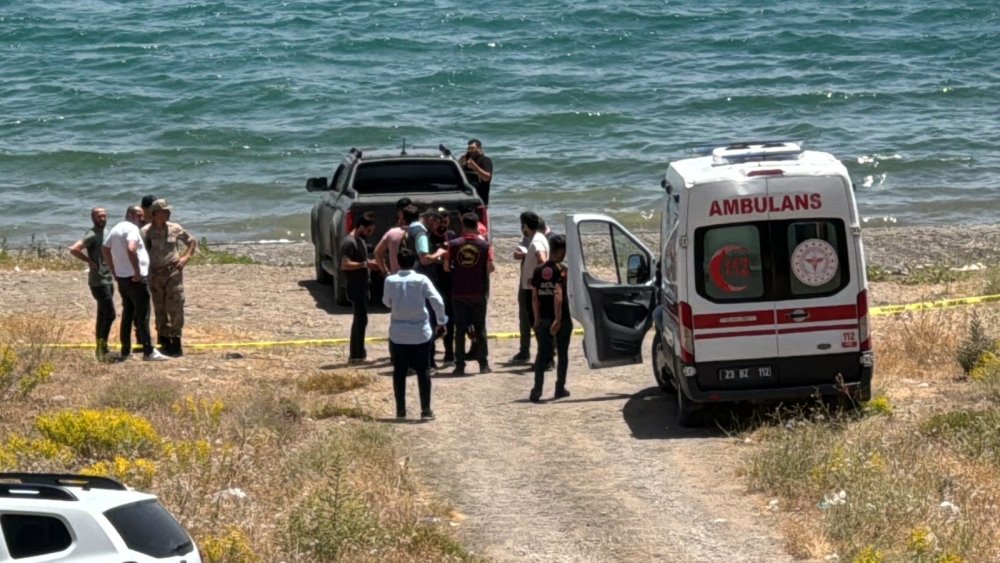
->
[566,214,656,369]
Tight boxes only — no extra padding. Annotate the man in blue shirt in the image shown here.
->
[383,248,447,421]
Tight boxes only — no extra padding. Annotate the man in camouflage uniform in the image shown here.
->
[141,199,197,357]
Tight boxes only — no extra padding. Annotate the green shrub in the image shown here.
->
[189,238,256,265]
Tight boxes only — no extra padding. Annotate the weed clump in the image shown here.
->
[956,312,996,375]
[0,315,61,403]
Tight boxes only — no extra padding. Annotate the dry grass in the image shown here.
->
[0,313,479,563]
[746,302,1000,561]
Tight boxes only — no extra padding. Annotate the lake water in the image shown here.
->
[3,1,998,246]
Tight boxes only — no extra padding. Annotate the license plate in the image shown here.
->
[718,365,773,383]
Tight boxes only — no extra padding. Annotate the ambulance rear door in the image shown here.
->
[688,181,780,374]
[766,174,862,360]
[566,214,656,369]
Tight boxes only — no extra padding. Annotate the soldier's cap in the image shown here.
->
[150,199,173,213]
[141,195,158,208]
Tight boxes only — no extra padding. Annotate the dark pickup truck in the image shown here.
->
[307,145,488,305]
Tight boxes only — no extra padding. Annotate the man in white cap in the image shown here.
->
[142,198,197,357]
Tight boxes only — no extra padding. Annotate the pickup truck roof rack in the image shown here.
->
[0,472,128,491]
[349,144,455,160]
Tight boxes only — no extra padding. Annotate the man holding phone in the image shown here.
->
[459,138,493,206]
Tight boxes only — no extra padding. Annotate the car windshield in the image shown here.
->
[351,160,465,193]
[104,499,193,558]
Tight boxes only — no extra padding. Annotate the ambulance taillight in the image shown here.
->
[344,210,354,233]
[857,289,871,352]
[679,301,695,363]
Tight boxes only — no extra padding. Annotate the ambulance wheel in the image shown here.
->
[651,334,676,394]
[676,388,702,428]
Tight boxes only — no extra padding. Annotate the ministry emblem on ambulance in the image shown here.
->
[791,239,839,287]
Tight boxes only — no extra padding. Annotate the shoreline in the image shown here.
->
[207,224,1000,272]
[3,224,999,272]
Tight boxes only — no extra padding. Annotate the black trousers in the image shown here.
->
[116,276,153,356]
[517,288,534,355]
[453,298,488,367]
[533,318,572,393]
[347,281,368,360]
[390,340,432,415]
[90,284,116,352]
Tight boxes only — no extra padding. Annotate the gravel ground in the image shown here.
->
[3,224,997,562]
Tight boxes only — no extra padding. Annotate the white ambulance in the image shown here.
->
[566,141,874,426]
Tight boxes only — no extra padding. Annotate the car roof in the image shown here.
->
[0,473,157,515]
[0,488,156,514]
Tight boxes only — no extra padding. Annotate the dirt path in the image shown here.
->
[389,334,792,563]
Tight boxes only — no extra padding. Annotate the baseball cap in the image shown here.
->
[150,199,173,213]
[141,195,158,208]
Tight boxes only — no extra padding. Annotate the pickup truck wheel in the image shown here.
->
[314,243,332,285]
[651,333,676,394]
[332,273,349,307]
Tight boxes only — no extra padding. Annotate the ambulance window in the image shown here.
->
[785,220,848,296]
[697,224,766,301]
[577,220,646,285]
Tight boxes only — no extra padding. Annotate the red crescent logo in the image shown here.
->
[708,245,750,293]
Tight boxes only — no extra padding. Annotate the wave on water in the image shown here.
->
[2,1,999,245]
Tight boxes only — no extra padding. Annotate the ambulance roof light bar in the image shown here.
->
[710,140,804,166]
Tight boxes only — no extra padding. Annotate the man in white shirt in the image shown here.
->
[511,211,549,363]
[102,205,168,361]
[383,248,447,421]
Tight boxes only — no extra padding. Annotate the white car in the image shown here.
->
[0,473,201,562]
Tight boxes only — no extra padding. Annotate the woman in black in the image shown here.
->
[529,234,572,403]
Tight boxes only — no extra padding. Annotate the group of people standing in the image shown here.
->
[344,198,573,421]
[69,195,196,362]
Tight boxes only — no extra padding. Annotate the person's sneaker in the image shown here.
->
[529,389,542,403]
[511,352,530,364]
[546,360,555,371]
[420,411,435,421]
[451,365,467,376]
[347,357,367,366]
[479,364,492,374]
[554,388,571,400]
[143,349,170,362]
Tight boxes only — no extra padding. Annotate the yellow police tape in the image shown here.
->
[870,293,1000,317]
[52,293,1000,350]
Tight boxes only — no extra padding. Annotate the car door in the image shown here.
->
[565,214,656,369]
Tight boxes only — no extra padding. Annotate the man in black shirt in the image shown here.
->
[529,234,572,403]
[68,207,116,361]
[459,138,494,206]
[445,212,495,375]
[340,212,378,364]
